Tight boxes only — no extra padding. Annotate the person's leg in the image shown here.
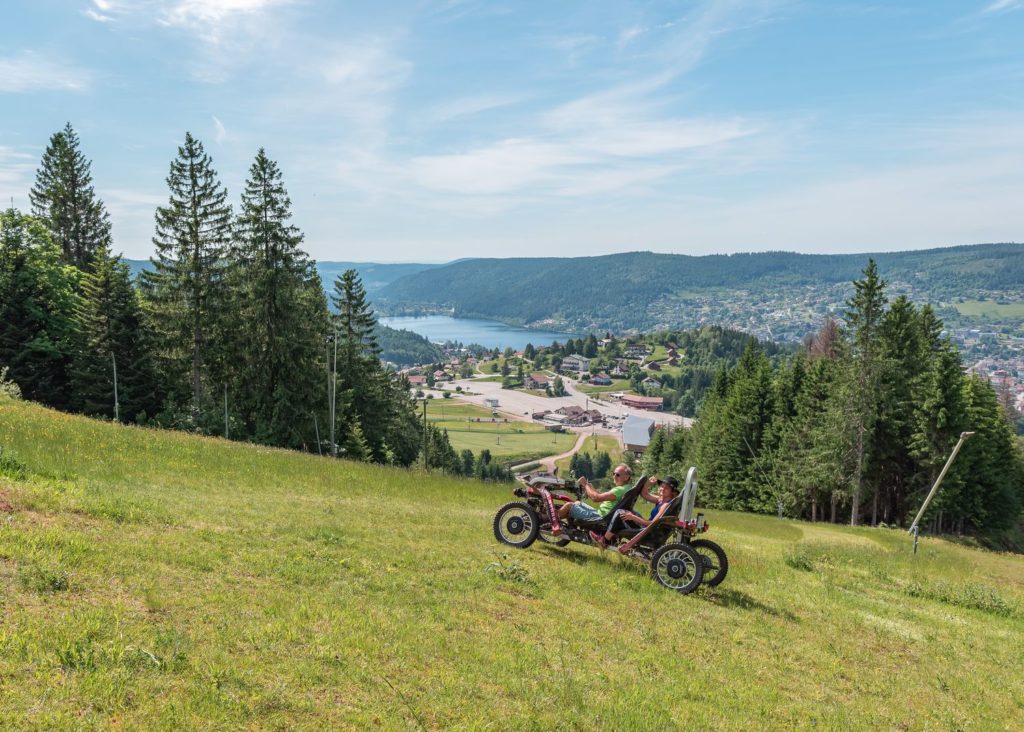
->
[604,509,628,541]
[558,501,575,520]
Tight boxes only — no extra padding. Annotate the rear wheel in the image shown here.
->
[689,539,728,587]
[651,543,703,594]
[493,502,540,548]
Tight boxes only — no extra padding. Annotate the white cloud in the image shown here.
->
[158,0,299,44]
[0,52,94,93]
[212,115,227,143]
[425,93,529,123]
[982,0,1024,13]
[0,147,36,206]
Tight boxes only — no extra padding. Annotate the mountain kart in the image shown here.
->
[492,468,728,594]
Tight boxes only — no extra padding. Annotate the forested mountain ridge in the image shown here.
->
[128,259,442,298]
[375,244,1024,337]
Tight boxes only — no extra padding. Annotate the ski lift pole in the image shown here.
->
[908,431,974,553]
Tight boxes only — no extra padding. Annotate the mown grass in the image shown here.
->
[424,399,577,460]
[954,299,1024,319]
[1,397,1023,730]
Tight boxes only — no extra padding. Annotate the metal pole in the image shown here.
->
[422,398,428,469]
[908,431,975,539]
[224,383,229,438]
[111,352,119,422]
[313,414,322,456]
[330,329,338,458]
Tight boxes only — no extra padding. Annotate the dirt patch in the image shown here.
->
[0,488,14,512]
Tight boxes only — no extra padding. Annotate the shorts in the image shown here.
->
[569,502,601,523]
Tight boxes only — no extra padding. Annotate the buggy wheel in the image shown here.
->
[651,543,704,594]
[689,539,728,587]
[538,523,571,547]
[493,502,540,548]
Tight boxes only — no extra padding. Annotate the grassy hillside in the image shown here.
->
[1,397,1022,729]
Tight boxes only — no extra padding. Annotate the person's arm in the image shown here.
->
[639,476,660,504]
[621,512,649,526]
[579,477,617,502]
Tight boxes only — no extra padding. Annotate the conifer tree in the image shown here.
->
[230,148,327,447]
[71,247,159,421]
[0,208,78,408]
[142,133,232,420]
[29,123,112,270]
[844,259,888,524]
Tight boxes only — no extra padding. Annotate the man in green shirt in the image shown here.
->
[557,463,634,525]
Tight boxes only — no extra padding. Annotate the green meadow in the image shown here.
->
[1,397,1023,730]
[424,399,577,461]
[954,300,1024,320]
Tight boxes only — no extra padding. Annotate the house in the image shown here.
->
[646,361,662,371]
[407,375,426,387]
[641,376,662,390]
[484,398,500,409]
[524,372,550,390]
[433,369,448,382]
[666,348,678,358]
[622,394,664,411]
[622,415,656,454]
[561,354,591,372]
[531,410,551,420]
[590,373,612,386]
[667,357,680,367]
[584,409,604,424]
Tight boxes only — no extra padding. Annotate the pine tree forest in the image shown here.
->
[3,126,429,469]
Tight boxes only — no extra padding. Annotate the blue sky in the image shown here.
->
[2,0,1022,262]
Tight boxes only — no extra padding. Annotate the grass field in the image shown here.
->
[554,434,623,476]
[1,397,1023,729]
[954,300,1024,319]
[423,399,577,460]
[576,378,631,395]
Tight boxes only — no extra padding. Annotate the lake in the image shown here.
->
[379,315,579,350]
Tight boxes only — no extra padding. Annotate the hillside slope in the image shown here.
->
[377,244,1024,334]
[1,397,1022,729]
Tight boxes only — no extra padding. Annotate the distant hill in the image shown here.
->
[376,244,1024,337]
[125,259,444,298]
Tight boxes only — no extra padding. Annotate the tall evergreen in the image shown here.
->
[0,208,78,409]
[72,247,159,421]
[29,123,112,270]
[230,148,327,447]
[141,132,232,420]
[843,259,887,524]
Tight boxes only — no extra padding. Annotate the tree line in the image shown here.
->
[0,124,479,473]
[639,261,1024,544]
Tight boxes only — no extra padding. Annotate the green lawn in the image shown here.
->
[423,399,576,459]
[577,378,631,395]
[1,397,1023,729]
[954,300,1024,319]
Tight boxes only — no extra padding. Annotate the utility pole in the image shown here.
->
[327,330,339,458]
[422,398,428,470]
[111,352,119,422]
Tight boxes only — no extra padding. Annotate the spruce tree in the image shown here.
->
[71,248,159,421]
[231,148,327,447]
[29,123,112,270]
[844,259,888,524]
[0,208,78,408]
[142,133,232,421]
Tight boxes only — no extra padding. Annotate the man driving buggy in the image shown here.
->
[556,462,638,528]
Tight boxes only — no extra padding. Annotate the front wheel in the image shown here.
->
[493,502,540,548]
[651,543,704,594]
[689,539,728,587]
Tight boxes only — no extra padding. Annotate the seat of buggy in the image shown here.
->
[615,492,684,543]
[570,475,647,531]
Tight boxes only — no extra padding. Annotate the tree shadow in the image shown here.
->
[701,587,798,622]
